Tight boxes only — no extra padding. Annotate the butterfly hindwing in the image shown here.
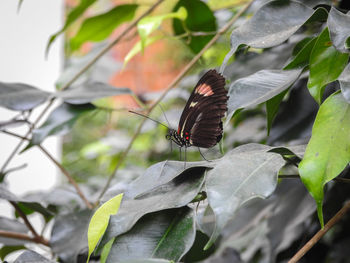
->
[177,69,228,148]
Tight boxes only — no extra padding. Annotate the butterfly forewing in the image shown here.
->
[177,69,228,148]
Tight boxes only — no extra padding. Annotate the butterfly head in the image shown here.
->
[166,129,186,147]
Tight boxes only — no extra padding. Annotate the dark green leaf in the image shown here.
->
[222,1,318,67]
[226,69,302,123]
[46,0,97,56]
[100,167,206,249]
[307,27,349,104]
[0,217,28,246]
[0,82,51,111]
[328,7,350,53]
[173,0,216,53]
[205,144,285,249]
[266,89,288,136]
[55,82,131,104]
[107,208,195,262]
[339,63,350,103]
[70,4,138,51]
[284,37,317,70]
[51,209,93,263]
[14,250,56,263]
[29,103,96,146]
[0,245,25,260]
[299,92,350,227]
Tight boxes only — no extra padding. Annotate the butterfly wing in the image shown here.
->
[177,69,228,148]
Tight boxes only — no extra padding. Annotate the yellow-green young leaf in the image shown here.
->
[70,4,137,51]
[299,92,350,227]
[307,27,349,104]
[123,36,162,68]
[87,194,123,262]
[137,7,187,52]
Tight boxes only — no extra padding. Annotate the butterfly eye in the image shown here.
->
[165,134,171,140]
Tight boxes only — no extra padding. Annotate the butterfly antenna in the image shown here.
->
[129,110,169,129]
[158,104,171,127]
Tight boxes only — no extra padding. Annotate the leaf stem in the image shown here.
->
[288,200,350,263]
[0,229,49,246]
[95,0,255,202]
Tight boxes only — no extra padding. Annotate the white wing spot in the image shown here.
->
[190,101,198,107]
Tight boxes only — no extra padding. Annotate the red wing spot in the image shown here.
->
[177,127,180,134]
[196,84,214,96]
[185,132,189,135]
[186,136,189,140]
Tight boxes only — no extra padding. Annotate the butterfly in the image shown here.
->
[130,69,228,153]
[165,69,228,149]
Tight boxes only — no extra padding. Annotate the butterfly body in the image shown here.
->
[166,69,228,149]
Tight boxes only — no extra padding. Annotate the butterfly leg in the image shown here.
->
[198,147,212,162]
[184,147,187,169]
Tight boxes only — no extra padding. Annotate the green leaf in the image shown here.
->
[266,89,288,136]
[106,208,195,262]
[29,103,96,147]
[124,36,162,68]
[307,27,349,104]
[46,0,97,56]
[328,7,350,53]
[138,7,187,52]
[0,245,25,260]
[87,194,123,262]
[0,82,51,111]
[100,238,114,263]
[55,82,131,104]
[299,92,350,227]
[70,4,138,51]
[226,69,302,123]
[284,37,317,70]
[173,0,216,53]
[204,144,285,249]
[339,63,350,103]
[99,165,207,250]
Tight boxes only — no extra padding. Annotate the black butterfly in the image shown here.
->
[130,69,228,153]
[166,69,227,149]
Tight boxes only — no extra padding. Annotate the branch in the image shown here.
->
[95,0,255,202]
[2,130,93,209]
[288,201,350,263]
[0,229,49,246]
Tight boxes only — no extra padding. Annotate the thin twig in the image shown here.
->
[0,229,49,246]
[288,201,350,263]
[10,201,40,239]
[95,0,255,202]
[2,130,93,209]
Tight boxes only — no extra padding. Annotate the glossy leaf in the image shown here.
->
[46,0,97,55]
[307,27,349,104]
[328,7,350,53]
[173,0,216,53]
[266,89,288,136]
[0,82,51,111]
[87,194,123,262]
[226,69,302,123]
[107,208,195,262]
[124,36,162,68]
[51,210,93,263]
[29,103,96,146]
[299,92,350,227]
[55,82,131,104]
[138,7,187,51]
[0,245,25,261]
[100,166,206,249]
[70,4,138,51]
[221,2,327,68]
[339,63,350,103]
[14,250,56,263]
[284,37,317,70]
[205,144,285,249]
